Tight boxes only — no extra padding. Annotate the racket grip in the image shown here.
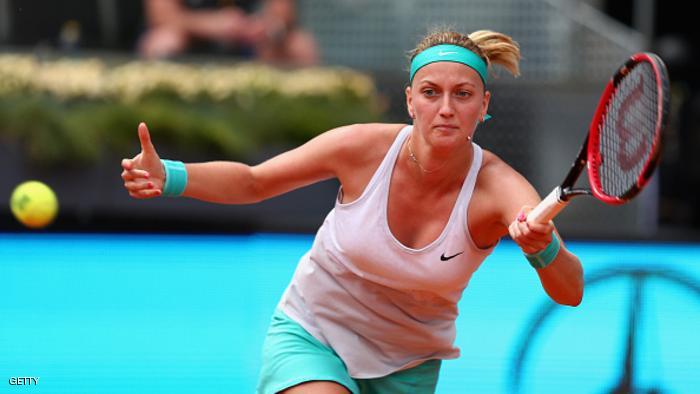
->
[527,187,570,224]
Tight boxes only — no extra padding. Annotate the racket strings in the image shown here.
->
[598,62,658,198]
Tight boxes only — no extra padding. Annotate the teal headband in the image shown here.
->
[409,44,488,85]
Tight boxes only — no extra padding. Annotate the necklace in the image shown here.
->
[406,135,449,174]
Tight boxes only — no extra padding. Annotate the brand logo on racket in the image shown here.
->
[615,74,649,171]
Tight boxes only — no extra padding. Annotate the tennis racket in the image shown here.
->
[528,52,670,225]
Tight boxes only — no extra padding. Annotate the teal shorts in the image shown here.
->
[257,308,442,394]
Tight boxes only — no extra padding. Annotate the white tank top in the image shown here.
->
[279,125,496,378]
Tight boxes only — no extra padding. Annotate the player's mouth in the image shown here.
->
[433,124,460,132]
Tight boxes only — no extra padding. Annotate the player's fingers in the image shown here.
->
[514,218,548,238]
[511,225,543,254]
[516,205,535,221]
[508,220,522,240]
[517,222,538,244]
[124,179,155,192]
[121,168,150,182]
[137,189,162,198]
[138,122,157,155]
[522,205,557,227]
[525,220,553,235]
[509,222,541,254]
[137,169,150,179]
[519,224,552,252]
[128,190,146,199]
[128,169,151,179]
[121,158,133,170]
[128,188,162,199]
[517,220,546,241]
[128,189,147,199]
[510,221,545,252]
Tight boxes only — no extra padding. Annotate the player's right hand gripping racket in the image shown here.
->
[528,52,670,224]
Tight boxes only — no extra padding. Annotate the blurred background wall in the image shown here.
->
[0,0,697,240]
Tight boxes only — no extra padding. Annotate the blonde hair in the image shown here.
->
[409,29,521,79]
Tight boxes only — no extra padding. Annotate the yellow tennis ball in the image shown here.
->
[10,181,59,229]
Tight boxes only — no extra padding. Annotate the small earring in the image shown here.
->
[467,135,472,141]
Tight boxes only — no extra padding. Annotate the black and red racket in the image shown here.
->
[528,52,670,224]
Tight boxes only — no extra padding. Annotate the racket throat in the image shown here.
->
[560,187,592,201]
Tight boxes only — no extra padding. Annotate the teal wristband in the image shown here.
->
[525,232,561,269]
[161,159,187,197]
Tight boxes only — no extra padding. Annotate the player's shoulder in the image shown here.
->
[332,122,405,143]
[479,149,519,178]
[478,148,531,190]
[329,123,406,158]
[474,148,541,222]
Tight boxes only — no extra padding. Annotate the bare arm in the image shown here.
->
[121,122,364,204]
[182,130,342,203]
[488,161,584,306]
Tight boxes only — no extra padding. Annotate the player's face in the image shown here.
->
[406,62,490,149]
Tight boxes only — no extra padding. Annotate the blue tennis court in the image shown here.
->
[1,233,699,393]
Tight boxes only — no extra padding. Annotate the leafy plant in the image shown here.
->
[0,55,384,166]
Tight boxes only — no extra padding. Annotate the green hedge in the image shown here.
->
[0,55,384,167]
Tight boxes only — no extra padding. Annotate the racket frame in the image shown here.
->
[587,52,668,205]
[528,52,669,225]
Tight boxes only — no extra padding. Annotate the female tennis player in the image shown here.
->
[121,29,583,394]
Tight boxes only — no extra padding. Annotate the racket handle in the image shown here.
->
[527,187,570,224]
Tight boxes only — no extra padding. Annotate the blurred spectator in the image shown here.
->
[138,0,319,66]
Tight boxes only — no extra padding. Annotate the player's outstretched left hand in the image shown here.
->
[121,122,164,199]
